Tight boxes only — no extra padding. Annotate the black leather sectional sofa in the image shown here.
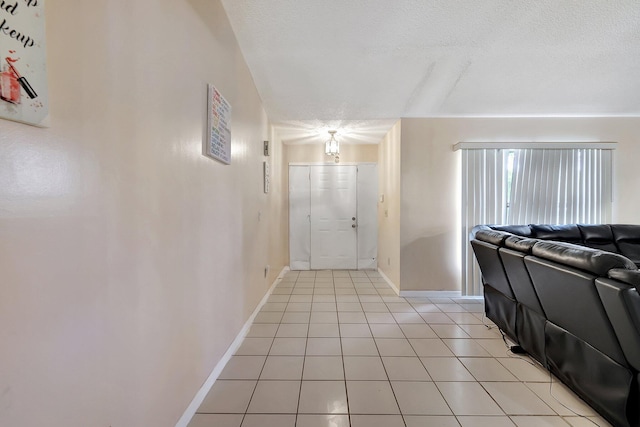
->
[470,224,640,427]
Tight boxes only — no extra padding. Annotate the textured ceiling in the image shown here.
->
[220,0,640,144]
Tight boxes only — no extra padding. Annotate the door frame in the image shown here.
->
[288,162,378,270]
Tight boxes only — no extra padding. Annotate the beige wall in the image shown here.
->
[399,117,640,292]
[0,1,285,426]
[377,121,401,286]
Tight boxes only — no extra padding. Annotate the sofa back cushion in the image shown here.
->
[577,224,618,252]
[531,241,636,276]
[491,224,533,237]
[611,225,640,266]
[530,224,582,243]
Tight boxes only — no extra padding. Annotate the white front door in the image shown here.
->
[309,165,358,270]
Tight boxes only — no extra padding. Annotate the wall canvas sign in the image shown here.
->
[0,0,48,126]
[206,84,231,165]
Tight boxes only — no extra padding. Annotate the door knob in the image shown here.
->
[352,217,356,221]
[352,224,357,228]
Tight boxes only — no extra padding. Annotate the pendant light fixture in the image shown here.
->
[325,130,339,156]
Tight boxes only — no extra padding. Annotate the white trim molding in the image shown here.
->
[175,266,290,427]
[453,141,617,151]
[377,268,400,296]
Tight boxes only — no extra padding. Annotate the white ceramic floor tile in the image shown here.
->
[340,323,372,337]
[525,381,597,416]
[198,380,256,413]
[498,357,550,382]
[312,302,337,312]
[442,339,491,357]
[262,302,287,312]
[481,382,556,415]
[188,414,243,427]
[219,356,266,380]
[336,295,359,302]
[457,416,516,427]
[260,356,304,380]
[296,414,350,427]
[437,303,468,313]
[235,338,273,355]
[382,357,431,381]
[240,414,296,427]
[393,313,427,324]
[337,302,363,311]
[346,381,400,414]
[400,324,438,339]
[420,357,475,381]
[362,302,390,312]
[269,337,306,356]
[509,416,571,427]
[310,311,339,323]
[459,324,502,338]
[370,324,405,339]
[298,381,348,414]
[276,323,308,338]
[246,380,300,414]
[431,324,472,339]
[246,324,279,338]
[391,381,452,415]
[254,312,284,324]
[376,338,417,356]
[459,357,519,382]
[386,302,416,313]
[420,312,456,324]
[409,339,455,357]
[351,414,405,427]
[194,272,610,427]
[411,304,442,313]
[303,356,344,380]
[338,311,367,323]
[281,312,311,324]
[306,337,342,355]
[436,382,505,415]
[313,295,336,302]
[286,302,312,312]
[307,323,339,337]
[562,415,613,427]
[341,337,379,356]
[344,356,388,380]
[475,339,511,358]
[365,312,397,323]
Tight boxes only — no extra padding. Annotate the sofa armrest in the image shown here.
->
[608,268,640,292]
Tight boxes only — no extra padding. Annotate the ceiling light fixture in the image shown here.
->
[325,130,339,156]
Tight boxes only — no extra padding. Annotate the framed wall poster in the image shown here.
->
[0,0,49,126]
[206,84,232,164]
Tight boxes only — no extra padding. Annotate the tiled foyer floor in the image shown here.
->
[188,270,612,427]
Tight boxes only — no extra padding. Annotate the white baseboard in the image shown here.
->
[377,268,400,296]
[175,266,290,427]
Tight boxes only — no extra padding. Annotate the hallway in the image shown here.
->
[187,270,610,427]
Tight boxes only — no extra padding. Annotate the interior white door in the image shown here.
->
[310,165,357,270]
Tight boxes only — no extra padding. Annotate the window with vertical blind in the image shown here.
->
[456,142,615,296]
